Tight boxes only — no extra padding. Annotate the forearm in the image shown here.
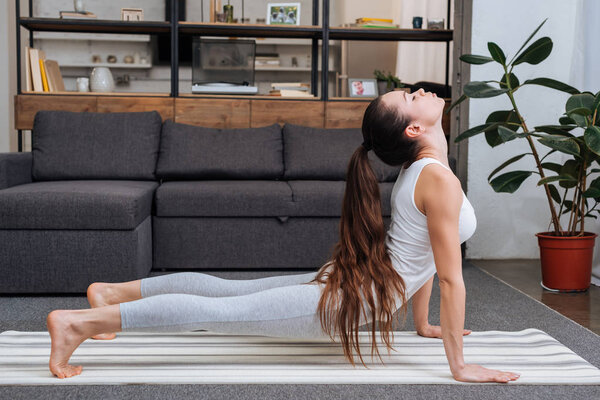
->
[412,275,434,331]
[439,279,466,374]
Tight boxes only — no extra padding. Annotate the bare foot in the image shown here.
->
[47,310,87,379]
[87,282,117,340]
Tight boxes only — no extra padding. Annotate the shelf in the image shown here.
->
[178,93,320,100]
[329,27,452,42]
[179,22,322,39]
[32,31,151,42]
[19,17,170,34]
[255,66,336,72]
[58,62,152,68]
[21,91,170,97]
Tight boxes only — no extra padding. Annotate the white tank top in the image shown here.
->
[385,157,477,301]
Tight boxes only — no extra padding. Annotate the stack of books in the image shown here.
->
[59,10,97,19]
[269,82,313,97]
[350,17,398,29]
[25,47,65,92]
[255,53,280,67]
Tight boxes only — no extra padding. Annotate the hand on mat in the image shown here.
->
[453,364,521,383]
[417,323,471,339]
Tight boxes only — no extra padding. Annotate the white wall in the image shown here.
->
[466,0,600,273]
[1,0,17,153]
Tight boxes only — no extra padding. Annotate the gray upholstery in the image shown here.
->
[155,180,294,217]
[0,152,32,190]
[31,110,162,181]
[0,180,158,230]
[0,216,152,293]
[156,121,283,180]
[281,123,402,182]
[153,216,392,270]
[287,180,394,216]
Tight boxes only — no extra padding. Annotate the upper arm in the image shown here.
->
[422,165,464,285]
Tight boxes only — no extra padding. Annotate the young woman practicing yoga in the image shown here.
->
[47,88,521,383]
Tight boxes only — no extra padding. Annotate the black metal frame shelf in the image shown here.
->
[15,0,453,152]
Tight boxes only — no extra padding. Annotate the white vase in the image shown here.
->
[89,67,114,92]
[74,0,85,12]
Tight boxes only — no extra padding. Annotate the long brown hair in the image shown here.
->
[304,95,423,368]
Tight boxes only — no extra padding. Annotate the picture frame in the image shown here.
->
[267,3,301,26]
[348,78,378,98]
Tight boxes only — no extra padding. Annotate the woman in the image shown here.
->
[47,89,521,383]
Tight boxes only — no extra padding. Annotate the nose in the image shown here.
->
[417,88,426,96]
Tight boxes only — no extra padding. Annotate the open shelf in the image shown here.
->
[19,17,170,34]
[329,27,453,41]
[179,22,322,39]
[177,93,319,100]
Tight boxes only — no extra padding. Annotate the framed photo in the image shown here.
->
[348,78,378,98]
[267,3,300,26]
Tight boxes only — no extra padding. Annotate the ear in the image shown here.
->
[404,123,423,139]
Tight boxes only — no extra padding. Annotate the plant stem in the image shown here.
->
[581,159,588,235]
[505,90,562,235]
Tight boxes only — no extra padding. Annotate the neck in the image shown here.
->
[415,124,449,168]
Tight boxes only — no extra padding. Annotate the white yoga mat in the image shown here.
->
[1,328,599,385]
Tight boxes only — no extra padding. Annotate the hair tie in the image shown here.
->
[361,141,372,151]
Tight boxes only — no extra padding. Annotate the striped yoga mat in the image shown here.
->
[1,328,599,385]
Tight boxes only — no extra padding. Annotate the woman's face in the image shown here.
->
[382,88,445,128]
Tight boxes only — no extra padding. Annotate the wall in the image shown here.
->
[465,0,600,273]
[1,0,18,153]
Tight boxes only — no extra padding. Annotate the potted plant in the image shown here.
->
[447,18,600,291]
[374,69,404,94]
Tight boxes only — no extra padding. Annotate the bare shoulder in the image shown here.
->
[417,163,462,216]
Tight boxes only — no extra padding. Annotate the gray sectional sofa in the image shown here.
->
[0,110,456,294]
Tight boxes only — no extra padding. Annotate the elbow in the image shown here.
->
[438,277,465,290]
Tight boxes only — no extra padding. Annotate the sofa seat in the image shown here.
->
[287,180,395,216]
[0,180,158,230]
[155,180,295,217]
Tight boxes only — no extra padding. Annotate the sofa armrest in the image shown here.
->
[0,152,33,190]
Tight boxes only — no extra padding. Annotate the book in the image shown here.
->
[29,48,43,92]
[24,46,33,92]
[356,17,394,24]
[271,82,309,87]
[269,89,314,97]
[59,11,97,19]
[39,59,49,92]
[44,60,65,92]
[348,23,399,29]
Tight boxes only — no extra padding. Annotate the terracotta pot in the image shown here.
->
[535,231,597,291]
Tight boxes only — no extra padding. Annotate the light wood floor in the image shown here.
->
[470,259,600,336]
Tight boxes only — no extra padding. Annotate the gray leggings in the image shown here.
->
[119,269,374,340]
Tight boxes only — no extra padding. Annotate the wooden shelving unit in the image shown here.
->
[15,0,453,151]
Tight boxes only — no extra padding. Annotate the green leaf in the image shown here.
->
[559,116,575,125]
[444,93,467,115]
[487,42,506,64]
[454,123,498,143]
[537,175,578,186]
[541,162,563,174]
[583,187,600,198]
[489,170,533,193]
[500,73,520,90]
[488,153,529,181]
[459,54,494,64]
[521,78,579,94]
[566,93,595,116]
[548,183,562,204]
[537,135,581,158]
[512,37,553,66]
[533,125,575,137]
[559,159,580,189]
[507,18,548,66]
[463,81,509,98]
[569,113,588,128]
[498,125,519,142]
[584,126,600,157]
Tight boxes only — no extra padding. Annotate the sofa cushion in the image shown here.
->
[282,124,402,182]
[0,180,158,229]
[287,180,395,216]
[156,121,283,180]
[155,181,294,217]
[31,110,162,181]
